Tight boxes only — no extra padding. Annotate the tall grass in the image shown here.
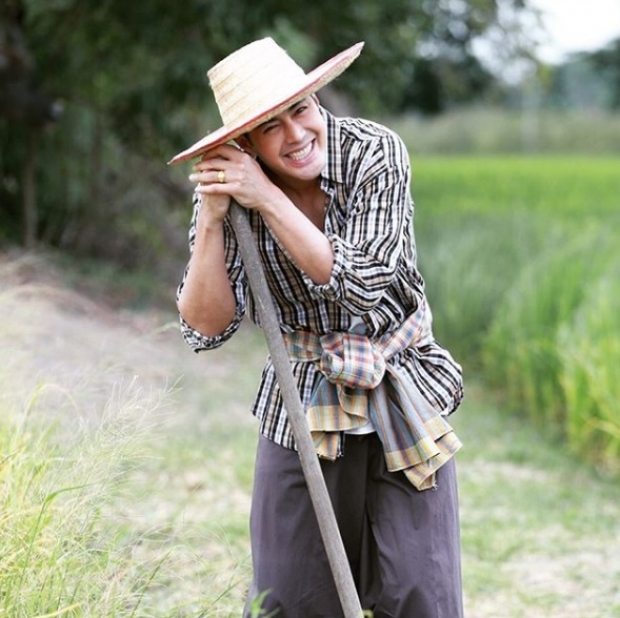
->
[0,381,165,617]
[0,345,253,618]
[414,156,620,472]
[559,258,620,465]
[483,225,615,431]
[416,210,548,361]
[0,261,253,618]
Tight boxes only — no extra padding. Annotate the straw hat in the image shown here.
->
[168,37,364,164]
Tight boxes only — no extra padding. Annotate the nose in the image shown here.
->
[282,117,305,142]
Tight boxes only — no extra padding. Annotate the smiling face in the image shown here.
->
[243,96,327,190]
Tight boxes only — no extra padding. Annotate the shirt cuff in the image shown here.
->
[302,234,347,301]
[179,312,243,352]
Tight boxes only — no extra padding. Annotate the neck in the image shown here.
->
[260,163,326,230]
[280,179,326,231]
[266,168,320,202]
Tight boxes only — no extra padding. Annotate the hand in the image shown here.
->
[189,144,282,213]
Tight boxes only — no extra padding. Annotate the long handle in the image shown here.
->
[229,201,364,618]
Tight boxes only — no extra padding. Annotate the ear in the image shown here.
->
[236,134,255,155]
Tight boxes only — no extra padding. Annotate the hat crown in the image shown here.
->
[208,38,308,128]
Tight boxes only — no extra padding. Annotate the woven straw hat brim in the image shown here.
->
[168,41,364,165]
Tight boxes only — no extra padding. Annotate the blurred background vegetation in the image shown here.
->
[1,0,619,470]
[2,0,619,268]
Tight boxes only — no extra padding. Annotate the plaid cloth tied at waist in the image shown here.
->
[283,301,462,490]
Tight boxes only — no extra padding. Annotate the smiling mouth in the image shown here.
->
[288,142,313,161]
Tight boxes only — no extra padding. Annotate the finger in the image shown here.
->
[195,145,238,168]
[189,169,228,185]
[194,181,230,195]
[192,162,220,175]
[192,153,225,173]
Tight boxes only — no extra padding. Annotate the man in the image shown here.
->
[171,37,464,618]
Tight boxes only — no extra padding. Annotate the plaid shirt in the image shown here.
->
[178,107,464,457]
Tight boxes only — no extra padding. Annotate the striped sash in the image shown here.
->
[283,301,462,490]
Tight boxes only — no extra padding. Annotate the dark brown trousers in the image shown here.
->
[243,432,463,618]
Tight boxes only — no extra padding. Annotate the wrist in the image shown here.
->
[196,206,227,233]
[258,188,291,223]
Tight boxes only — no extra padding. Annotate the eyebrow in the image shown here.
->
[258,98,308,129]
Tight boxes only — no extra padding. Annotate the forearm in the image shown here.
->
[177,221,237,337]
[188,144,334,285]
[260,194,334,285]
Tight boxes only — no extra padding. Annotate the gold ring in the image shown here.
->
[217,170,226,184]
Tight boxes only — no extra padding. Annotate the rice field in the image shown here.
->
[413,155,620,473]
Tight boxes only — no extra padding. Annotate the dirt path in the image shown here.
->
[2,251,619,618]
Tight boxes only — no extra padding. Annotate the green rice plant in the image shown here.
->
[481,223,615,433]
[413,155,619,364]
[558,259,620,473]
[411,155,620,466]
[416,210,549,366]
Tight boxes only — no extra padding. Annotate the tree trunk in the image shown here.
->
[22,128,38,248]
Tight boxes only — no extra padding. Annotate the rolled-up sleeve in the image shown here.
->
[304,132,412,315]
[177,195,248,352]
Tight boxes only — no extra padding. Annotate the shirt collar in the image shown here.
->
[319,106,344,186]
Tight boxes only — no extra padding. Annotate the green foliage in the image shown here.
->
[483,226,615,431]
[416,210,546,361]
[549,54,616,110]
[577,36,620,109]
[2,0,523,259]
[15,0,534,150]
[415,156,620,471]
[558,260,620,466]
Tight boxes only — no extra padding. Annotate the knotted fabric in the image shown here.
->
[283,301,462,490]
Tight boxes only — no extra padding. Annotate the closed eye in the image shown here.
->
[261,121,279,134]
[293,101,309,116]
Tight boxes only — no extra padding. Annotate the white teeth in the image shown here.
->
[289,143,312,161]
